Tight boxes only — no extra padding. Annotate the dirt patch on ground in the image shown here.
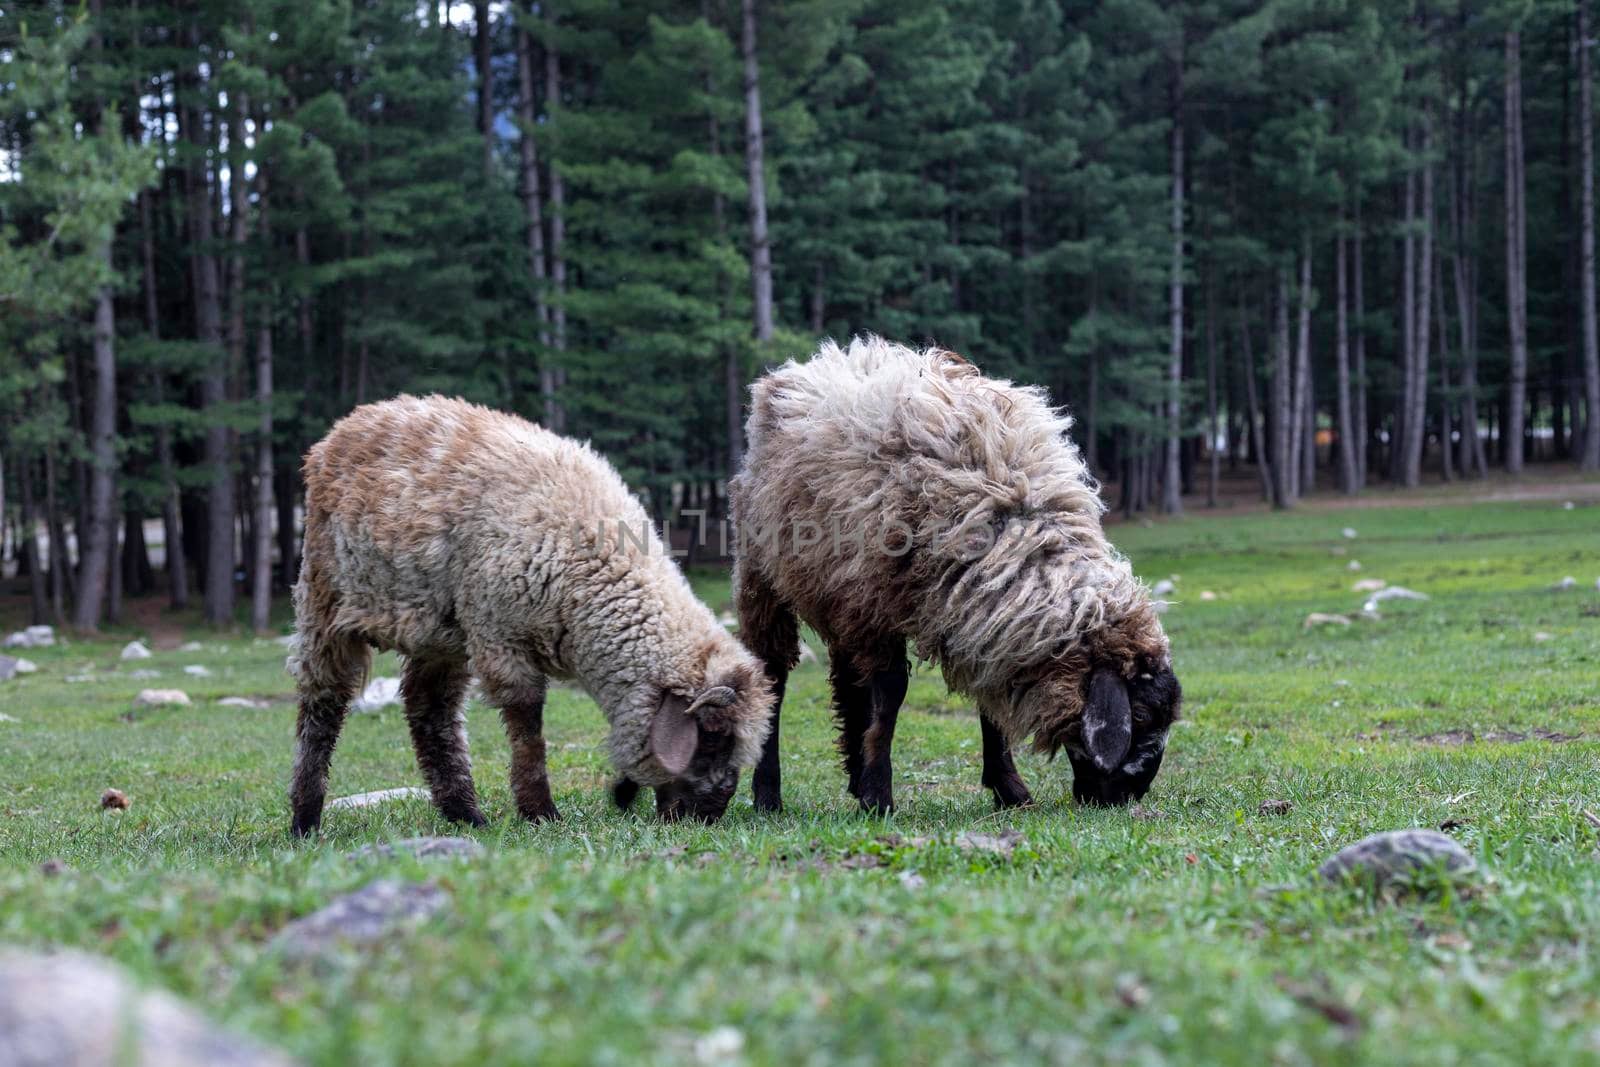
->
[1416,728,1580,746]
[126,597,187,650]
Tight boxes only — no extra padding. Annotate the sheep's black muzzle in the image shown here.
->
[1068,734,1167,807]
[613,771,739,823]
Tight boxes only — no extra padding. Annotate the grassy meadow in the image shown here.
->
[2,497,1599,1065]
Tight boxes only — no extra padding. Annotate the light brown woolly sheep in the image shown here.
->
[731,336,1180,813]
[288,395,773,836]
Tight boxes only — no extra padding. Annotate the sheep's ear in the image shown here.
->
[651,695,700,776]
[685,685,737,716]
[1082,669,1133,772]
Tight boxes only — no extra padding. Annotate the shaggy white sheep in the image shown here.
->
[732,337,1179,813]
[288,395,773,835]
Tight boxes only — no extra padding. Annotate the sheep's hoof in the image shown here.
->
[989,777,1034,810]
[518,804,561,824]
[441,805,489,828]
[289,819,320,839]
[753,793,783,814]
[858,793,895,817]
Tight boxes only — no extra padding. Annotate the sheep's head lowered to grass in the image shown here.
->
[1019,658,1181,806]
[612,652,771,822]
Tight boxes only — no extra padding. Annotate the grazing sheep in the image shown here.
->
[731,337,1180,813]
[289,395,773,836]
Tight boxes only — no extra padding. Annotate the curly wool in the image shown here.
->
[292,395,770,782]
[733,336,1167,749]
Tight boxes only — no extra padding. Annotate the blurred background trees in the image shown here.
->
[2,0,1597,629]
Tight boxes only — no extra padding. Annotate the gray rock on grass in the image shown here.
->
[346,837,485,862]
[120,641,153,661]
[351,677,402,713]
[3,625,55,649]
[134,689,191,708]
[327,787,430,810]
[0,949,299,1066]
[1317,829,1476,891]
[0,656,21,682]
[270,880,449,961]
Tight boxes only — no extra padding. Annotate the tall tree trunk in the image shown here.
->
[1436,247,1454,482]
[1205,266,1219,508]
[73,1,117,630]
[1581,0,1600,468]
[189,55,234,626]
[20,457,47,625]
[700,1,742,483]
[1396,138,1416,484]
[1163,39,1185,516]
[1353,194,1369,487]
[544,8,568,431]
[140,185,188,608]
[45,447,68,624]
[1505,29,1529,474]
[1403,120,1435,488]
[741,0,774,353]
[1272,268,1293,507]
[475,2,494,179]
[1085,347,1099,476]
[1291,233,1313,497]
[74,236,117,632]
[515,11,554,425]
[1336,228,1357,492]
[1451,111,1482,478]
[251,175,275,634]
[251,320,275,634]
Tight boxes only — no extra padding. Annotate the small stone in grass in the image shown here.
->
[100,789,130,811]
[1199,590,1217,601]
[1304,612,1351,628]
[0,949,299,1067]
[179,640,204,652]
[1316,829,1476,892]
[182,664,212,677]
[1259,798,1293,816]
[692,1026,745,1065]
[1352,578,1387,593]
[120,640,153,660]
[1533,631,1554,643]
[346,836,485,862]
[133,689,190,708]
[39,858,71,876]
[897,870,927,891]
[327,787,431,810]
[1554,576,1578,591]
[1347,559,1362,572]
[218,696,271,709]
[351,677,403,713]
[954,829,1025,857]
[0,713,18,724]
[270,879,448,961]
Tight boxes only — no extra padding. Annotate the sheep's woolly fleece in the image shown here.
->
[292,394,769,782]
[733,336,1167,749]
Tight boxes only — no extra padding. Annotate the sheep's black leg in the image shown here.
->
[980,713,1033,809]
[496,675,561,823]
[828,650,871,799]
[752,668,788,813]
[735,566,801,814]
[856,649,908,816]
[288,630,369,837]
[401,656,486,827]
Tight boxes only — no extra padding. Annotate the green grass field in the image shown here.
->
[2,498,1599,1065]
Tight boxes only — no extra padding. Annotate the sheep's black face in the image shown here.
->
[653,728,740,822]
[1068,664,1181,806]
